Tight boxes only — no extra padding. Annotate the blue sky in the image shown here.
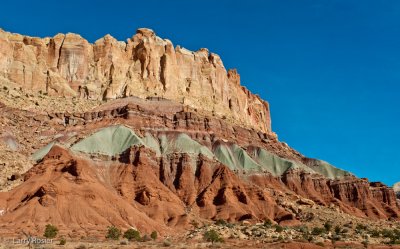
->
[1,0,399,185]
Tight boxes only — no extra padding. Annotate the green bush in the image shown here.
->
[106,226,121,240]
[356,223,368,230]
[215,219,227,226]
[123,228,141,241]
[150,231,158,240]
[263,219,272,228]
[382,229,394,238]
[43,224,58,239]
[59,237,66,245]
[274,225,284,233]
[311,227,325,236]
[370,229,380,237]
[297,225,308,234]
[324,221,332,232]
[204,229,224,244]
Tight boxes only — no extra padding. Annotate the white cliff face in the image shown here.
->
[0,28,271,133]
[394,182,400,199]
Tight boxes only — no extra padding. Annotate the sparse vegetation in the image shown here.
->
[150,231,158,240]
[263,219,272,228]
[43,224,58,239]
[334,225,341,234]
[311,227,325,236]
[274,225,284,233]
[105,226,121,240]
[75,244,86,249]
[215,219,227,226]
[59,237,66,245]
[204,229,224,243]
[324,221,332,232]
[123,228,141,241]
[369,229,380,237]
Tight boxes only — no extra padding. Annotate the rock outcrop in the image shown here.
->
[0,28,271,132]
[0,97,399,237]
[394,182,400,199]
[0,27,398,239]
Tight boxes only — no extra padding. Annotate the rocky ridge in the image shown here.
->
[0,28,271,133]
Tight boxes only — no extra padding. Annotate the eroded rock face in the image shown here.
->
[0,28,271,132]
[394,182,400,199]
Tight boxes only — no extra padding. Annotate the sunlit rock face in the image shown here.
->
[0,28,271,133]
[394,182,400,199]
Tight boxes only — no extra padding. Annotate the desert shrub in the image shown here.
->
[263,219,272,228]
[59,237,66,245]
[123,228,141,241]
[382,229,394,238]
[331,234,341,243]
[43,224,58,239]
[311,227,325,236]
[274,225,284,233]
[106,226,121,240]
[75,245,86,249]
[334,225,341,234]
[215,219,227,226]
[324,221,332,232]
[120,240,128,245]
[150,231,158,240]
[344,223,353,228]
[370,229,380,237]
[356,223,368,230]
[388,235,400,245]
[341,228,349,234]
[297,225,308,234]
[316,241,324,247]
[204,229,224,244]
[303,233,313,242]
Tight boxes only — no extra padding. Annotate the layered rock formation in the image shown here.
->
[0,28,399,239]
[0,96,399,237]
[0,28,271,132]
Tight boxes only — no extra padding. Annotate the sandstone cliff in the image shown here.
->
[394,182,400,199]
[0,28,271,132]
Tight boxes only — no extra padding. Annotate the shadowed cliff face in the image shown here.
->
[0,28,271,133]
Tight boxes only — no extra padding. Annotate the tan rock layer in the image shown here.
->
[0,28,271,132]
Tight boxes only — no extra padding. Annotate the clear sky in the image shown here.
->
[1,0,399,186]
